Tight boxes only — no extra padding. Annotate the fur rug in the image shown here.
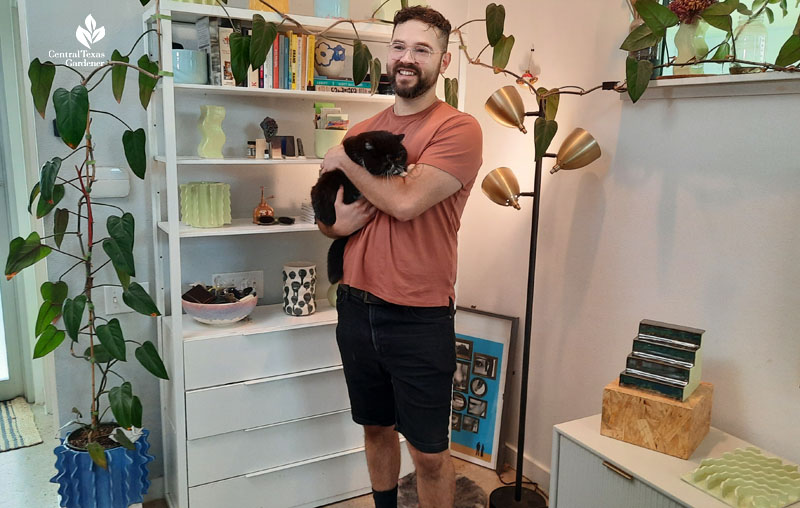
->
[397,471,488,508]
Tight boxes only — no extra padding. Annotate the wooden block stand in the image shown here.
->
[601,378,713,459]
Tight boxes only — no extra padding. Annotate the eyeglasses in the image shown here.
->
[387,42,442,63]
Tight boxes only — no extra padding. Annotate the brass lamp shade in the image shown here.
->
[550,128,601,174]
[485,85,527,134]
[482,167,522,209]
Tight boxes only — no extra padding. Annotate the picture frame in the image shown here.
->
[450,306,518,471]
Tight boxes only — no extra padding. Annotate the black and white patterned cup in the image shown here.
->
[282,262,316,316]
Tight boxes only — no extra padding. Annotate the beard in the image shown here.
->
[388,61,438,99]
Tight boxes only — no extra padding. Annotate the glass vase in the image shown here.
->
[734,13,767,70]
[674,21,708,75]
[314,0,349,18]
[197,105,226,159]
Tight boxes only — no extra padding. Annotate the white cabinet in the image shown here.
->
[141,2,433,506]
[549,414,781,508]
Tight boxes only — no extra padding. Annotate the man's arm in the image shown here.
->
[316,185,377,239]
[320,144,461,222]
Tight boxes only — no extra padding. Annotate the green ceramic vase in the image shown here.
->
[197,105,226,158]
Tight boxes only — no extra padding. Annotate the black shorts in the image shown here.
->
[335,284,456,454]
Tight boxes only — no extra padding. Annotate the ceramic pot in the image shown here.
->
[182,294,257,325]
[314,0,349,18]
[197,105,226,158]
[283,262,316,316]
[674,21,708,75]
[314,39,347,78]
[51,428,154,508]
[179,182,231,228]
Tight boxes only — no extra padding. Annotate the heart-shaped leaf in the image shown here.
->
[53,86,88,149]
[114,429,136,450]
[62,295,87,341]
[634,0,679,38]
[35,301,61,337]
[123,282,160,316]
[122,128,147,180]
[33,325,65,358]
[87,442,107,469]
[352,40,372,86]
[766,7,775,23]
[6,232,52,281]
[370,58,382,95]
[109,382,134,429]
[230,32,251,87]
[626,56,653,103]
[701,13,733,33]
[135,341,169,380]
[54,208,69,248]
[111,50,129,104]
[250,16,277,70]
[137,54,159,110]
[96,318,126,361]
[36,184,64,219]
[131,395,142,428]
[794,11,800,35]
[492,35,515,71]
[41,281,68,305]
[703,2,737,15]
[776,34,800,66]
[103,239,135,279]
[39,157,62,205]
[85,344,114,364]
[545,89,560,121]
[108,213,135,251]
[27,183,40,214]
[28,59,56,119]
[444,77,458,109]
[620,23,661,51]
[533,117,558,160]
[737,4,753,14]
[486,3,506,47]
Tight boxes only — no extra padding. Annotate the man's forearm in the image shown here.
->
[317,220,344,239]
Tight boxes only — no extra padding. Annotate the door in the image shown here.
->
[0,36,26,402]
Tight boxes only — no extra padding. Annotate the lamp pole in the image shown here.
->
[490,101,549,508]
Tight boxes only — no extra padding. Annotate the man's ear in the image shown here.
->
[439,51,452,74]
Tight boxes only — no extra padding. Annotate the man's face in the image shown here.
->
[388,19,448,99]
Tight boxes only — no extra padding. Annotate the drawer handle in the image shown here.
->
[602,461,633,481]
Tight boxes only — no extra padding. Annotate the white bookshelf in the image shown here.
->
[153,155,323,165]
[172,83,396,102]
[157,217,317,238]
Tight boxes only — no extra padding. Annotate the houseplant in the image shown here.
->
[4,2,168,506]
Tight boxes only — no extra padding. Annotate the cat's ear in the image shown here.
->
[396,134,405,142]
[364,142,373,150]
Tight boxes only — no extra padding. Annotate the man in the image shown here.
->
[317,6,483,508]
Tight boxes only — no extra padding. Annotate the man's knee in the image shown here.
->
[407,442,449,476]
[364,424,398,442]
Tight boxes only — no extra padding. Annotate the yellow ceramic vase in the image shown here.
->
[197,105,226,159]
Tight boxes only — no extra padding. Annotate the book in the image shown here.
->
[197,16,221,86]
[272,36,280,89]
[312,85,373,94]
[278,34,286,89]
[314,77,371,88]
[219,26,235,86]
[249,63,260,88]
[306,34,315,89]
[639,319,705,346]
[289,31,297,90]
[298,34,305,91]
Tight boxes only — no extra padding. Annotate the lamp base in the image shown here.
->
[489,486,547,508]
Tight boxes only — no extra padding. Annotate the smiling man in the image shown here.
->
[317,6,483,508]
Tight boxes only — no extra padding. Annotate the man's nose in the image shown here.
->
[398,48,416,63]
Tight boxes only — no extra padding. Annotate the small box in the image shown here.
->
[601,378,713,459]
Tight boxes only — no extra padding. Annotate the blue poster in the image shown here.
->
[450,332,504,464]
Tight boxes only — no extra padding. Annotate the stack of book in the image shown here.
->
[300,202,315,224]
[618,319,704,401]
[310,77,372,94]
[197,16,317,90]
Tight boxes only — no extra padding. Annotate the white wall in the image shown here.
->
[458,0,800,489]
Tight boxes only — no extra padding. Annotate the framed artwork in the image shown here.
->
[449,306,518,471]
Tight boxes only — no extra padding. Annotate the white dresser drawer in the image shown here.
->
[187,409,363,487]
[189,444,414,508]
[183,324,340,390]
[554,436,685,508]
[185,366,350,440]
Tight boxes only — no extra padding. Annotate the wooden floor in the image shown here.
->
[142,457,544,508]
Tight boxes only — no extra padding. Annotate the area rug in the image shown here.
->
[398,471,487,508]
[0,397,43,452]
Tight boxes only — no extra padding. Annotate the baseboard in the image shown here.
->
[502,442,551,496]
[144,476,164,503]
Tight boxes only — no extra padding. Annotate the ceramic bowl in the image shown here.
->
[181,294,257,325]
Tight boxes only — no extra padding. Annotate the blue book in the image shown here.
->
[283,35,290,89]
[279,35,286,89]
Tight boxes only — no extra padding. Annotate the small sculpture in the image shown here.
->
[259,117,279,159]
[253,186,275,224]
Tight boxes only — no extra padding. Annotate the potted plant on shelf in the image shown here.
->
[5,2,168,507]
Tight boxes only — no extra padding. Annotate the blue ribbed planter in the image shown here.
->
[50,428,154,508]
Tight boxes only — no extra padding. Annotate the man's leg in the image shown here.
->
[364,424,401,490]
[406,442,455,508]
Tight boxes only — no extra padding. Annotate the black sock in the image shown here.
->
[372,485,398,508]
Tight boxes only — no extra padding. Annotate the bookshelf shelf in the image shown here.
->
[171,83,395,102]
[157,218,318,238]
[153,155,323,165]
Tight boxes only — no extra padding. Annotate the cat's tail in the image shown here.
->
[327,237,348,284]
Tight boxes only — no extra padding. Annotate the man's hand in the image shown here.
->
[317,186,376,239]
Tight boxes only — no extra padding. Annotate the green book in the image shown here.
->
[632,336,700,364]
[638,319,705,346]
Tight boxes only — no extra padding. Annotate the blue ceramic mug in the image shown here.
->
[172,49,208,84]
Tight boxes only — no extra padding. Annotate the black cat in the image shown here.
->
[311,130,408,284]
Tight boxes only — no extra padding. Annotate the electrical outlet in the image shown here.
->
[211,270,263,297]
[105,282,150,315]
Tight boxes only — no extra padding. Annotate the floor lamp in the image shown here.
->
[481,86,602,508]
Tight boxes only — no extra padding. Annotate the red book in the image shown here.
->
[272,37,280,89]
[258,65,264,88]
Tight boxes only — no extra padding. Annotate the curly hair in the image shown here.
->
[393,6,451,51]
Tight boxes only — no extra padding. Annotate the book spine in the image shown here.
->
[208,18,222,86]
[298,34,305,91]
[313,85,372,94]
[283,34,290,89]
[313,78,371,88]
[306,34,315,89]
[219,27,235,86]
[258,65,264,88]
[272,36,280,89]
[278,34,286,89]
[264,48,272,89]
[289,31,297,90]
[639,319,704,345]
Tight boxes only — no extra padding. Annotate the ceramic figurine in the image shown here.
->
[253,186,275,224]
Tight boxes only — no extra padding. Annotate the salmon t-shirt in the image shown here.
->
[341,100,483,307]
